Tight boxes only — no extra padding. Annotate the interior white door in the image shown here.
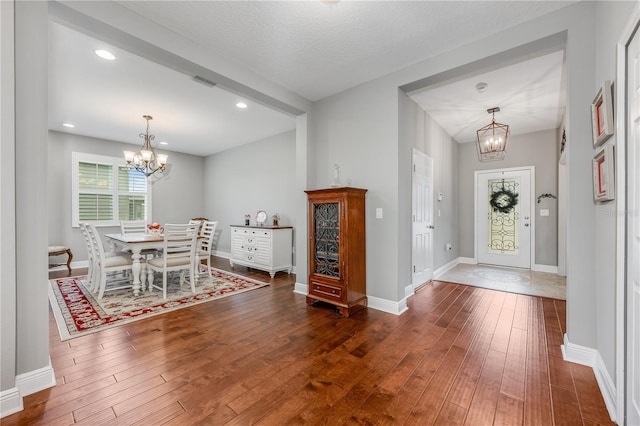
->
[412,148,434,287]
[476,168,532,269]
[626,24,640,426]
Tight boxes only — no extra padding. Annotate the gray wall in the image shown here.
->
[0,0,17,394]
[593,0,635,392]
[0,0,53,398]
[48,130,205,263]
[313,83,400,301]
[15,0,50,381]
[458,129,559,266]
[203,130,296,260]
[399,93,460,275]
[310,1,599,348]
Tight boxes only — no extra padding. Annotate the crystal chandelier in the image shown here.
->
[476,107,509,161]
[123,115,168,177]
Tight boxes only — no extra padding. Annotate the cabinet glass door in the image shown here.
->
[313,202,340,277]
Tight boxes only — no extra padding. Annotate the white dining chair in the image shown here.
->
[120,220,147,234]
[197,220,218,278]
[87,224,135,300]
[120,219,160,260]
[188,218,205,234]
[79,222,98,292]
[146,223,199,299]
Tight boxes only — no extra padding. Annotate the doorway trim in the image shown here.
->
[474,166,536,269]
[615,4,640,423]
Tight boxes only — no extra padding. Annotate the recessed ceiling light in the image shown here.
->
[159,141,168,146]
[236,102,248,109]
[475,82,488,93]
[62,123,75,128]
[94,49,116,60]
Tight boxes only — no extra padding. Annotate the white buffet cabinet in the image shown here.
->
[229,225,293,278]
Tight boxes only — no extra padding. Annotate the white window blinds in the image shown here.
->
[118,166,148,221]
[72,153,151,227]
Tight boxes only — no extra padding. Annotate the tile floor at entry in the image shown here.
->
[436,263,566,300]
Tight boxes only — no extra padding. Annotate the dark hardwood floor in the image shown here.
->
[6,257,612,425]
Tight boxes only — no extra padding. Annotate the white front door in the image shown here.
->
[626,22,640,426]
[412,148,434,287]
[476,168,533,269]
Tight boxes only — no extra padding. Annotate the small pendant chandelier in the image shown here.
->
[123,115,168,177]
[476,107,509,162]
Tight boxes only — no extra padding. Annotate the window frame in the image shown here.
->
[72,152,152,227]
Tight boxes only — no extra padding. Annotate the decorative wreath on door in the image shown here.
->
[490,188,519,214]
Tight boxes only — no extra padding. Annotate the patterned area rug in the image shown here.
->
[48,267,269,341]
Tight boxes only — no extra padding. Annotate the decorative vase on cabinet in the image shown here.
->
[305,187,367,317]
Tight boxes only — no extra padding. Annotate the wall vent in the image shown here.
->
[192,75,217,87]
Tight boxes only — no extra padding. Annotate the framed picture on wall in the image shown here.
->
[592,144,615,202]
[591,80,614,147]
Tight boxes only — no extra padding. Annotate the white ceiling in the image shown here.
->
[48,22,297,157]
[49,1,574,156]
[117,0,574,102]
[409,50,566,143]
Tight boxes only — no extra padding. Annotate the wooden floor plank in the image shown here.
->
[570,362,616,425]
[500,327,527,400]
[1,264,608,426]
[463,348,507,425]
[405,345,467,425]
[493,393,524,426]
[550,383,583,426]
[523,368,553,426]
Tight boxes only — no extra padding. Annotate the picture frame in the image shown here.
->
[592,144,615,202]
[591,80,614,147]
[559,128,567,165]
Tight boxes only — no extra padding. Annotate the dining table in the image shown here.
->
[104,232,164,296]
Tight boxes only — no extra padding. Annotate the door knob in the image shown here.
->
[524,223,529,227]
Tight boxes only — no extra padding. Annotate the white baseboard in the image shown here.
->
[16,360,56,397]
[561,334,617,423]
[434,258,459,278]
[404,284,414,299]
[48,259,89,272]
[533,264,558,274]
[293,282,307,295]
[368,295,408,316]
[214,251,231,259]
[0,387,22,418]
[2,360,56,419]
[294,283,407,316]
[458,257,477,264]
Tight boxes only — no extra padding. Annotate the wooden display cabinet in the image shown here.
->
[305,187,367,317]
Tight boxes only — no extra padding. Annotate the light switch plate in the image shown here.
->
[376,208,383,219]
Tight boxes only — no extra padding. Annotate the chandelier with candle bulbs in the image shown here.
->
[476,107,509,162]
[123,115,168,177]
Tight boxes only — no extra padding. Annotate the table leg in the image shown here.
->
[146,262,153,292]
[131,248,143,296]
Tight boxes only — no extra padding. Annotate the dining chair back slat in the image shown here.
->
[120,220,147,234]
[79,222,97,292]
[147,223,199,299]
[198,220,218,277]
[87,224,134,299]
